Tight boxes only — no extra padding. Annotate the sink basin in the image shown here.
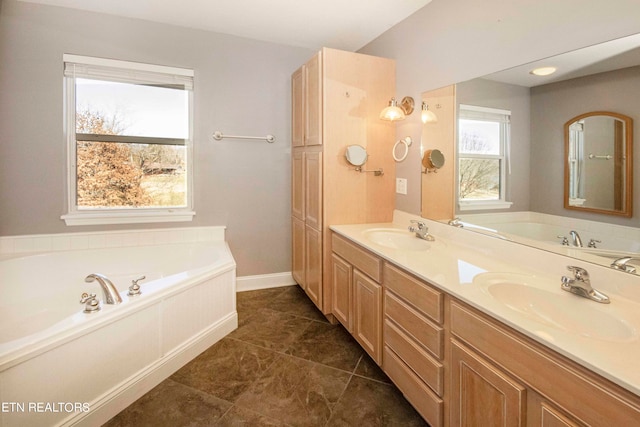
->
[474,273,637,342]
[363,228,431,251]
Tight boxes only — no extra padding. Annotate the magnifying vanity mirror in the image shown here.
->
[564,111,633,217]
[419,32,640,270]
[422,149,445,172]
[345,144,368,167]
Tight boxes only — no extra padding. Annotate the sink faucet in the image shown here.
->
[610,257,640,274]
[85,273,122,305]
[560,266,610,304]
[408,220,435,241]
[448,218,464,228]
[569,230,583,247]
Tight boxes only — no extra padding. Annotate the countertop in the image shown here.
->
[330,211,640,397]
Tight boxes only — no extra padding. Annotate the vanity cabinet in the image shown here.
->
[382,263,445,427]
[291,48,395,314]
[330,233,383,364]
[450,300,640,426]
[329,230,640,427]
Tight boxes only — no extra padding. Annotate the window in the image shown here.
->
[457,104,513,210]
[62,55,194,225]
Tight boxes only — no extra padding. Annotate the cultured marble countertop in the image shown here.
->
[330,211,640,397]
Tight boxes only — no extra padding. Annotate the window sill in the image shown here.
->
[458,201,513,211]
[61,210,195,226]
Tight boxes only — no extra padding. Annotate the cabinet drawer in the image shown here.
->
[332,234,381,282]
[383,263,443,323]
[385,291,443,359]
[384,319,443,396]
[384,346,443,427]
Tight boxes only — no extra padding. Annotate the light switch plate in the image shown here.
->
[396,178,408,195]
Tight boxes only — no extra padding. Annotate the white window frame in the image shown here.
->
[457,104,513,211]
[61,54,195,226]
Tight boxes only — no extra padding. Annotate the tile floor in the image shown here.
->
[105,285,429,426]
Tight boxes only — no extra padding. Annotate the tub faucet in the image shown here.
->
[560,266,610,304]
[569,230,583,247]
[85,273,122,305]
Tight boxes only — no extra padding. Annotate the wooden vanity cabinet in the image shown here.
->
[382,263,446,427]
[328,233,640,426]
[330,233,383,364]
[450,300,640,427]
[291,48,395,315]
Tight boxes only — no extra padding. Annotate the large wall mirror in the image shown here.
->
[420,32,640,269]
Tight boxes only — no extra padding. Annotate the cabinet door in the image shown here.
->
[353,269,382,364]
[451,340,526,427]
[291,216,305,287]
[331,254,352,332]
[304,225,322,308]
[304,151,322,230]
[304,52,322,146]
[291,66,305,147]
[528,393,585,427]
[291,151,305,220]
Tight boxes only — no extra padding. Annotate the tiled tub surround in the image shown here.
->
[0,227,237,427]
[332,211,640,398]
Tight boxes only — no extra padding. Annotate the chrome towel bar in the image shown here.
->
[213,131,275,143]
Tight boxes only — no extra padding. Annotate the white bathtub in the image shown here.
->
[0,229,237,427]
[459,211,640,258]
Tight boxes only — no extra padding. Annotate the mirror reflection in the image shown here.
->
[420,33,640,269]
[565,111,633,216]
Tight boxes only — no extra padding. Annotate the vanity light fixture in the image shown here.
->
[530,66,557,76]
[380,96,414,121]
[421,101,438,123]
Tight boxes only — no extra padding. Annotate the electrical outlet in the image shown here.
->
[396,178,408,195]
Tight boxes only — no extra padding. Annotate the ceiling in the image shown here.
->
[483,32,640,87]
[17,0,432,51]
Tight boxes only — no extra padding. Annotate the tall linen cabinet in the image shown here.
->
[291,47,396,315]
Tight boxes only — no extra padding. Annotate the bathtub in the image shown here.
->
[459,211,640,258]
[0,227,237,426]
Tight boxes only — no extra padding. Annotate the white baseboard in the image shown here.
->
[236,272,296,292]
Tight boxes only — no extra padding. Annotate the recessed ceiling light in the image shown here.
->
[530,66,557,76]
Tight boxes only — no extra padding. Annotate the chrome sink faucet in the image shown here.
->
[85,273,122,305]
[560,266,610,304]
[408,220,435,241]
[610,257,640,274]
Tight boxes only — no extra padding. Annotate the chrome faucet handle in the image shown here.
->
[588,239,601,248]
[409,220,426,229]
[556,235,569,246]
[128,276,145,297]
[611,257,637,274]
[79,292,101,313]
[567,266,590,283]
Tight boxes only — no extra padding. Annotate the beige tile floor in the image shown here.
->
[104,285,428,426]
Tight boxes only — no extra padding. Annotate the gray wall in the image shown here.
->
[530,66,640,226]
[359,0,640,216]
[0,0,314,276]
[455,78,531,213]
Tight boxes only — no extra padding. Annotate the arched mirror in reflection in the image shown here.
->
[564,112,633,217]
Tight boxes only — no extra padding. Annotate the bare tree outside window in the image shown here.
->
[76,109,186,208]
